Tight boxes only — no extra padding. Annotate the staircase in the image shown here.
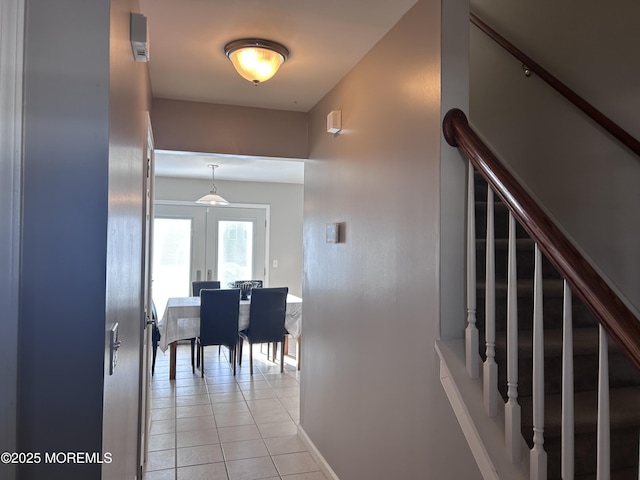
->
[473,171,640,479]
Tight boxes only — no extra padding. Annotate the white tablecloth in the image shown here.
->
[158,294,302,352]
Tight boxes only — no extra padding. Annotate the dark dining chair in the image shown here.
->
[192,280,221,296]
[189,281,221,369]
[151,301,161,376]
[238,287,288,375]
[196,288,241,377]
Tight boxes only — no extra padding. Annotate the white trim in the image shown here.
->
[435,339,530,480]
[154,199,268,211]
[0,1,24,479]
[297,425,340,480]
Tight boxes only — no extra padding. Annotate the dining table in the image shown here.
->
[158,293,302,379]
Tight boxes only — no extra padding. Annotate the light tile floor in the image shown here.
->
[143,342,328,480]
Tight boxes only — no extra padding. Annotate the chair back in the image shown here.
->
[192,280,221,296]
[199,288,240,347]
[246,287,288,343]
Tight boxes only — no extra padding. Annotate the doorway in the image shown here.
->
[152,203,268,312]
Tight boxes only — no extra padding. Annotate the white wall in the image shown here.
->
[155,176,304,296]
[302,0,481,478]
[470,0,640,311]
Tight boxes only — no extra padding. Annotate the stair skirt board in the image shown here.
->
[436,339,530,480]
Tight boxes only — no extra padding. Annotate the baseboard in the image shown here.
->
[297,425,340,480]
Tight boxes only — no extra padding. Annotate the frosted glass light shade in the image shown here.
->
[195,193,229,205]
[225,39,289,85]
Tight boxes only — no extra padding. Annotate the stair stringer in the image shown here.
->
[436,338,530,480]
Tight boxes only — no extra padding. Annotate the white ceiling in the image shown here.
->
[140,0,418,182]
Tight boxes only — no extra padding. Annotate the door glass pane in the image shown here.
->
[152,218,192,313]
[217,220,254,288]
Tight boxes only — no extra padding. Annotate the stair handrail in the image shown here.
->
[470,13,640,158]
[443,108,640,371]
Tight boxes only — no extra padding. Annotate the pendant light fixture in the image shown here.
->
[196,165,229,205]
[224,38,289,85]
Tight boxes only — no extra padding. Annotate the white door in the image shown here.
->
[153,204,267,309]
[140,120,154,473]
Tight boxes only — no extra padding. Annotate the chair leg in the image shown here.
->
[190,338,196,374]
[280,338,284,373]
[272,342,277,362]
[196,341,200,368]
[200,345,204,378]
[152,342,158,376]
[297,335,301,371]
[249,343,253,375]
[232,346,236,376]
[238,338,243,365]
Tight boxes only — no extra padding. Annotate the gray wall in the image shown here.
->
[19,1,149,478]
[155,176,304,296]
[20,1,110,477]
[151,98,308,159]
[103,0,151,479]
[440,0,471,340]
[470,0,640,311]
[301,1,481,478]
[0,2,24,479]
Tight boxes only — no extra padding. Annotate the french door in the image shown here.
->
[152,203,267,312]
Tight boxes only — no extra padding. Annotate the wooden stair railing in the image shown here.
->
[470,13,640,159]
[443,108,640,372]
[443,108,640,478]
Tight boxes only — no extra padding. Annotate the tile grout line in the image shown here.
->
[148,344,313,480]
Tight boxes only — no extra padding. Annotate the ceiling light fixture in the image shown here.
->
[196,165,229,205]
[224,38,289,85]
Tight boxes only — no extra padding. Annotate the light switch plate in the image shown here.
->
[326,223,339,243]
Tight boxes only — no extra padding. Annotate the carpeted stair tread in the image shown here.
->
[576,466,640,480]
[477,278,564,297]
[494,327,601,359]
[520,386,640,437]
[476,238,535,248]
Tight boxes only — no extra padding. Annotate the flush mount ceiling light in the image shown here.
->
[224,38,289,85]
[195,165,229,205]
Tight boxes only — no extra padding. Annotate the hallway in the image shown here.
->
[144,343,327,480]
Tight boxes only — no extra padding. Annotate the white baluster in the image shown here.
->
[562,281,574,480]
[530,244,547,480]
[484,188,498,416]
[505,212,522,462]
[466,161,479,378]
[597,325,610,480]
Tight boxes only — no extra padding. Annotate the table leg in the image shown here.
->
[283,336,289,355]
[170,341,177,380]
